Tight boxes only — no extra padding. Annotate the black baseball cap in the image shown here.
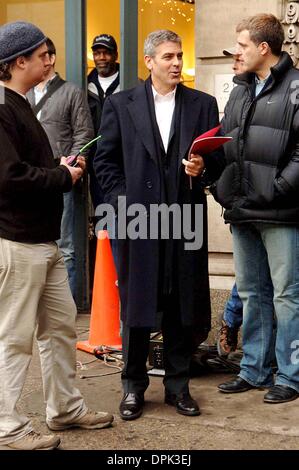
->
[91,34,117,52]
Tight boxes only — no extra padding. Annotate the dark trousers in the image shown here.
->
[121,292,194,395]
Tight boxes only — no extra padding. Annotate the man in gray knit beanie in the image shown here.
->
[0,21,46,64]
[0,21,114,450]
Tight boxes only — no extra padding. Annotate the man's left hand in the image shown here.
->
[182,154,205,177]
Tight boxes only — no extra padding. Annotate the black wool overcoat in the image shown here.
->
[94,79,224,342]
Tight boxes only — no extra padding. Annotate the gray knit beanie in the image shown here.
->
[0,21,46,64]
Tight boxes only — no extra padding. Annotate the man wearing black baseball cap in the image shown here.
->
[87,34,120,209]
[91,34,118,54]
[223,45,243,74]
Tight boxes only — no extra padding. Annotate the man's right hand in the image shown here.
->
[60,156,84,185]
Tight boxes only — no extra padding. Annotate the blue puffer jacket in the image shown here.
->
[214,52,299,225]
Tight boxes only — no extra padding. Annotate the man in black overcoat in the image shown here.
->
[94,30,225,420]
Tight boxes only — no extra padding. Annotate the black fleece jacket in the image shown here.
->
[0,87,72,243]
[87,64,120,134]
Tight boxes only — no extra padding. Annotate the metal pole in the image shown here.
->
[120,0,138,90]
[65,0,90,312]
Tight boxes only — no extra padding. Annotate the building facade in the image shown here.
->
[1,0,294,304]
[196,0,298,289]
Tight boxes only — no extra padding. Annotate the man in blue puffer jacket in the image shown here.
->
[214,13,299,403]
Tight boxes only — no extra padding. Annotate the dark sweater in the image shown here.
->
[0,87,72,243]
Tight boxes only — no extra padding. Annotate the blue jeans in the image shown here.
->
[232,223,299,391]
[223,282,243,328]
[57,191,76,299]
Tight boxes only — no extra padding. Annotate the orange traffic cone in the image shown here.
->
[77,230,122,354]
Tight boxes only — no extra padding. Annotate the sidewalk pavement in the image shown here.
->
[18,306,299,451]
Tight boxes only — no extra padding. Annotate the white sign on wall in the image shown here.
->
[214,74,236,113]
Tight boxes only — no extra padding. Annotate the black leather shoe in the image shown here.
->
[218,376,257,393]
[264,385,299,404]
[165,392,201,416]
[119,393,144,420]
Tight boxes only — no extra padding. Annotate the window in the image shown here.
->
[0,0,66,77]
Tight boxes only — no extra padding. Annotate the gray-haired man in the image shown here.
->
[94,29,225,420]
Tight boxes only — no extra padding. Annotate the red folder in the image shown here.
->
[188,124,232,156]
[187,125,232,189]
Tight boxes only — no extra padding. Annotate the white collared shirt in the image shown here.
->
[152,85,176,152]
[34,74,56,120]
[255,73,270,97]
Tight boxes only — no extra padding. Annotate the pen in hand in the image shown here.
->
[66,135,102,167]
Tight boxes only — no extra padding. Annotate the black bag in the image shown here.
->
[190,344,241,376]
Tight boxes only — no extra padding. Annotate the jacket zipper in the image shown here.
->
[238,95,256,196]
[237,81,275,198]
